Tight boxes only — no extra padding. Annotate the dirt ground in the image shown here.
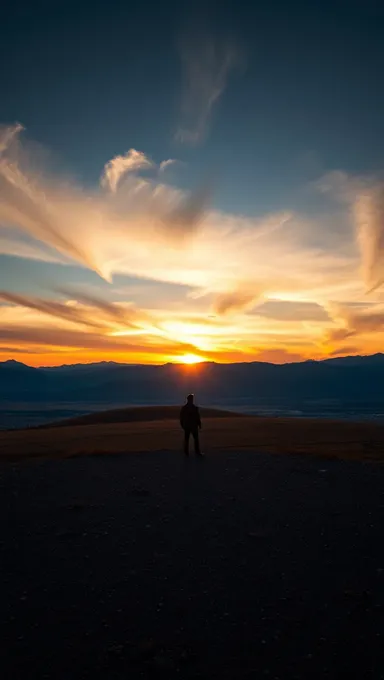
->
[1,444,384,679]
[1,416,384,462]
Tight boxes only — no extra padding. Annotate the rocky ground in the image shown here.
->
[1,448,384,679]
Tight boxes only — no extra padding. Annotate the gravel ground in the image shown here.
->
[1,449,384,679]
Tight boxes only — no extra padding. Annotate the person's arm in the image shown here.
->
[180,407,185,429]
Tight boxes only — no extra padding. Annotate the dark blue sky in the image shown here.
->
[1,0,384,215]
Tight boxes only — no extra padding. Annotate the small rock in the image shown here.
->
[151,655,176,671]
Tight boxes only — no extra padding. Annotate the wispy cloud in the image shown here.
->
[0,125,97,273]
[0,287,219,361]
[326,303,384,343]
[0,324,201,356]
[213,285,261,315]
[100,149,154,193]
[328,346,360,357]
[0,122,23,154]
[0,289,152,332]
[175,33,240,145]
[355,186,384,293]
[0,292,106,330]
[0,345,40,354]
[317,170,384,294]
[254,300,330,322]
[159,159,178,173]
[0,125,212,281]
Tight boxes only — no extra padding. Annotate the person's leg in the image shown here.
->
[192,428,201,455]
[184,429,190,455]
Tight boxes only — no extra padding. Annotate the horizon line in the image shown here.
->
[1,351,383,371]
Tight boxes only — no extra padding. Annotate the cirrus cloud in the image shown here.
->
[175,33,240,145]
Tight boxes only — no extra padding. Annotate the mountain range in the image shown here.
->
[1,354,384,409]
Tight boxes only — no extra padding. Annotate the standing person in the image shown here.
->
[179,394,203,457]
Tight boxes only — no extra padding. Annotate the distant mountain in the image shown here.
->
[0,359,38,372]
[41,361,139,373]
[0,359,49,396]
[1,354,384,411]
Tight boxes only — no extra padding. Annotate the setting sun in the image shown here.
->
[178,353,206,365]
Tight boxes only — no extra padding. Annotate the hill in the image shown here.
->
[1,414,384,462]
[39,405,241,429]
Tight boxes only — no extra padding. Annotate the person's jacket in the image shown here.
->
[180,403,201,430]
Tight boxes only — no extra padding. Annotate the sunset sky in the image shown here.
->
[1,0,384,366]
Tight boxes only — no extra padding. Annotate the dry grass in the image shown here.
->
[1,416,384,462]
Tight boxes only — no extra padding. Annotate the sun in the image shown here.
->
[178,353,206,365]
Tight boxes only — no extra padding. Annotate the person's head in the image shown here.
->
[187,393,194,404]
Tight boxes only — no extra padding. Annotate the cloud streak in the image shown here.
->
[175,34,239,145]
[355,186,384,293]
[318,170,384,294]
[0,289,151,332]
[159,159,178,173]
[0,325,201,355]
[0,125,97,273]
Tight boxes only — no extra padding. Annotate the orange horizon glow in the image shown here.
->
[174,353,207,365]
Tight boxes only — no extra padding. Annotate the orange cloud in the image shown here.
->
[355,186,384,293]
[213,286,261,315]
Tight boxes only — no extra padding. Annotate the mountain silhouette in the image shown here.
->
[1,355,384,409]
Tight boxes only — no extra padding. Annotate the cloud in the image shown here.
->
[100,149,154,193]
[0,291,104,329]
[2,124,360,304]
[54,288,139,324]
[328,346,360,357]
[0,233,65,264]
[0,122,23,154]
[0,125,98,273]
[254,300,330,322]
[0,125,213,281]
[165,181,211,236]
[317,170,384,294]
[175,34,240,145]
[355,186,384,293]
[327,304,384,343]
[159,159,178,173]
[5,124,384,365]
[0,324,205,357]
[0,287,223,360]
[213,286,261,315]
[315,170,364,203]
[0,346,40,354]
[0,289,150,331]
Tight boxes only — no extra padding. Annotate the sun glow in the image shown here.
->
[177,353,206,365]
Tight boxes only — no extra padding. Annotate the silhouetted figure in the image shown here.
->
[180,394,202,456]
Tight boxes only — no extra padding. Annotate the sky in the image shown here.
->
[1,0,384,366]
